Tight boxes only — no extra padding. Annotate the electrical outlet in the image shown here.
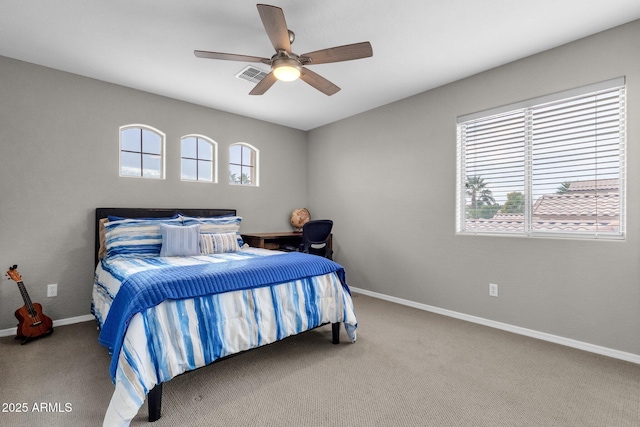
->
[489,283,498,297]
[47,283,57,297]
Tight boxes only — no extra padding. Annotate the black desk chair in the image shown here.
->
[300,220,333,260]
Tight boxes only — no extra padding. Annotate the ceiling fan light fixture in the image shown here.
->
[272,58,301,81]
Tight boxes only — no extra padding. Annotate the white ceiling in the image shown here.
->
[2,1,639,131]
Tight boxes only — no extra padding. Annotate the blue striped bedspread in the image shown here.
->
[92,248,357,427]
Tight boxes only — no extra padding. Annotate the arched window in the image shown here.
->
[181,135,217,183]
[229,143,259,186]
[120,124,165,179]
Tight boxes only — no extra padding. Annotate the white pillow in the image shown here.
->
[159,224,201,257]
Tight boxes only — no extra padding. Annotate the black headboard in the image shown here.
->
[95,208,237,266]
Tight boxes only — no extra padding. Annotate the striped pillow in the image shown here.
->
[99,214,179,260]
[104,217,183,259]
[200,233,240,254]
[160,224,201,257]
[180,215,244,247]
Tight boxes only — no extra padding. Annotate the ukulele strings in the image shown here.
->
[16,278,43,326]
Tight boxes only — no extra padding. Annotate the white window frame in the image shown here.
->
[119,124,166,179]
[229,142,259,187]
[456,77,626,240]
[180,134,218,183]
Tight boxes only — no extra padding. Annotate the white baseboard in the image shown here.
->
[350,287,640,365]
[0,314,95,338]
[4,292,638,365]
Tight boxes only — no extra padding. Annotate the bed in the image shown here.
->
[91,208,357,427]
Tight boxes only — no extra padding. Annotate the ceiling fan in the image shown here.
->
[194,4,373,96]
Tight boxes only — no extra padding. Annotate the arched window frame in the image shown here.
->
[119,124,166,179]
[180,134,218,183]
[229,142,259,187]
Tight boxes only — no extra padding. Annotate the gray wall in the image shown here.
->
[308,20,640,355]
[0,56,307,329]
[2,20,638,357]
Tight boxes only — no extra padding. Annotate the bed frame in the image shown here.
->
[94,207,341,422]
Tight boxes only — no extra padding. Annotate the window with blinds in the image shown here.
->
[456,78,625,239]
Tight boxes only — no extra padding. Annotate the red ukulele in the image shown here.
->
[6,265,53,344]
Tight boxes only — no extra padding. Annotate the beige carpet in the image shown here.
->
[0,293,638,426]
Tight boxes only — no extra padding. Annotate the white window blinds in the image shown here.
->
[457,78,625,239]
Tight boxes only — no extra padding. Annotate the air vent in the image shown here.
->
[235,66,269,84]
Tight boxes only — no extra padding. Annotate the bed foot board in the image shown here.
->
[332,322,340,344]
[148,383,163,422]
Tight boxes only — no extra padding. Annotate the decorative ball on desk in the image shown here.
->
[290,208,310,232]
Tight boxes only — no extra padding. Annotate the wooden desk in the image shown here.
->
[241,232,332,252]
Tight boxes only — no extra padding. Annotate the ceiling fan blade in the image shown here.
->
[300,67,340,96]
[194,50,270,64]
[249,71,278,95]
[257,4,291,52]
[300,42,373,65]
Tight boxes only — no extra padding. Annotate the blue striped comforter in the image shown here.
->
[92,248,357,427]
